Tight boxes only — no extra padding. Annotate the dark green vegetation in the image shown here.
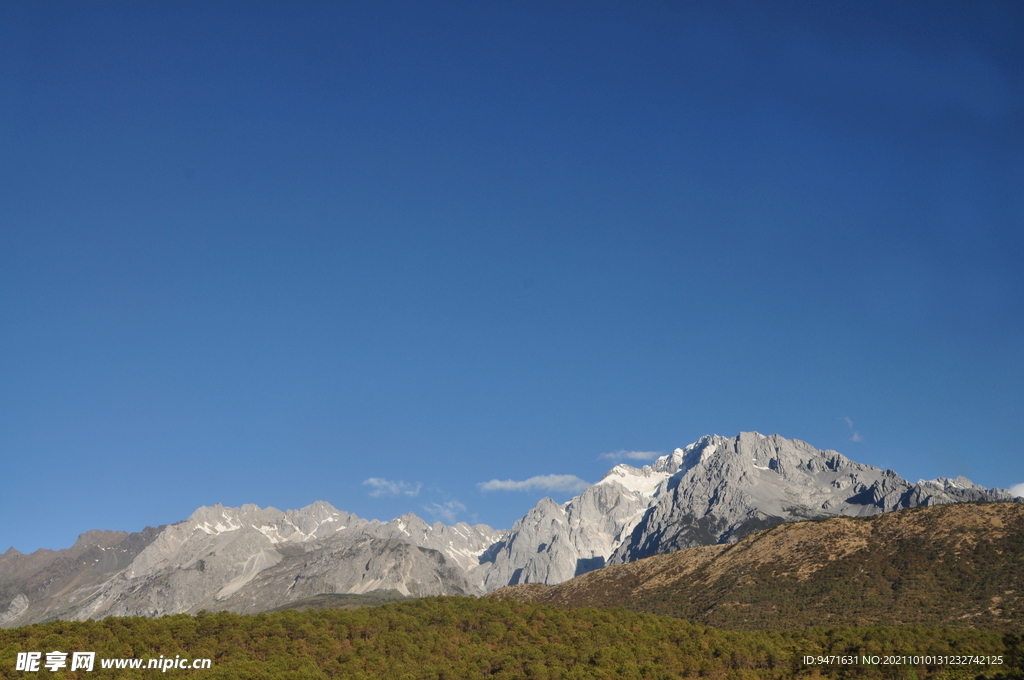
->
[3,505,1019,677]
[976,634,1024,680]
[268,590,412,612]
[0,598,1017,679]
[492,503,1024,632]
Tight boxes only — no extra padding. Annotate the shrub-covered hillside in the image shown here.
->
[0,597,1014,679]
[491,503,1024,632]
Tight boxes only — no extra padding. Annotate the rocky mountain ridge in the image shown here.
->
[610,432,1012,563]
[488,501,1024,631]
[0,502,502,625]
[2,432,1017,625]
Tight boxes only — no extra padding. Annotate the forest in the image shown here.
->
[2,597,1020,679]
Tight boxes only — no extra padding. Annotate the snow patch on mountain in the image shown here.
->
[6,432,1016,625]
[595,463,671,497]
[609,432,1017,565]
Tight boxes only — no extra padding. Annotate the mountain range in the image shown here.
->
[1,432,1018,626]
[488,501,1024,632]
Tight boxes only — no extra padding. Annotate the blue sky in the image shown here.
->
[2,2,1022,553]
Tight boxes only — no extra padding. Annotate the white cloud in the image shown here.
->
[598,450,661,462]
[423,500,467,523]
[841,416,863,442]
[1009,483,1024,498]
[478,474,591,493]
[362,478,422,498]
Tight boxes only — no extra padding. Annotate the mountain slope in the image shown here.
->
[482,432,1016,588]
[480,459,678,589]
[2,432,1016,625]
[2,598,1010,680]
[488,502,1024,631]
[0,526,165,625]
[612,432,1015,564]
[0,503,502,625]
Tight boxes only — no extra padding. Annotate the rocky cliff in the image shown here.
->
[2,432,1016,625]
[488,501,1024,631]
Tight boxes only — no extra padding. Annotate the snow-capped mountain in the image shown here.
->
[611,432,1016,564]
[480,449,686,589]
[0,502,502,623]
[481,432,1017,585]
[1,433,1017,625]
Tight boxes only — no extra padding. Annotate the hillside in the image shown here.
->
[0,598,1013,680]
[2,434,1017,626]
[488,502,1024,632]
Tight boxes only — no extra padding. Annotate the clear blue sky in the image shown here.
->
[2,2,1022,553]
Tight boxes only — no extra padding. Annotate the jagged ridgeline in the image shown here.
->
[1,433,1018,625]
[0,598,1016,680]
[489,502,1024,632]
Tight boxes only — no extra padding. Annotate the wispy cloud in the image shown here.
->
[841,416,863,442]
[478,474,590,493]
[362,478,422,498]
[423,500,467,523]
[1010,483,1024,498]
[598,450,661,462]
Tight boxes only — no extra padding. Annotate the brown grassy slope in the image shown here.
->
[488,502,1024,631]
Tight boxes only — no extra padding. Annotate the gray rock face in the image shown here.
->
[216,536,478,615]
[72,502,359,618]
[609,433,1016,564]
[0,526,164,627]
[0,594,29,625]
[476,433,1016,587]
[3,432,1015,624]
[63,503,501,620]
[370,513,506,580]
[480,462,673,589]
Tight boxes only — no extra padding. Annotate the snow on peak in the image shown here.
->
[597,463,670,497]
[256,525,288,544]
[194,515,242,536]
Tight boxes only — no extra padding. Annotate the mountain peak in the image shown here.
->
[4,432,1014,627]
[609,432,1016,565]
[490,502,1024,631]
[597,463,671,497]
